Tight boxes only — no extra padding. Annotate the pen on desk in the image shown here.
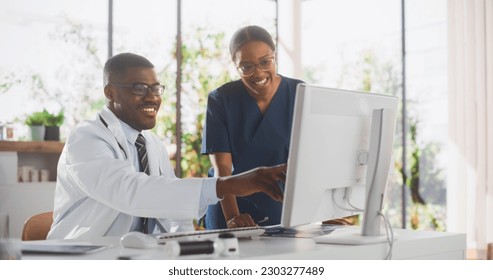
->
[257,216,269,224]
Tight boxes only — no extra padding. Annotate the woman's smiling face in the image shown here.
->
[234,41,278,98]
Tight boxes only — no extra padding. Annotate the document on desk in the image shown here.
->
[22,243,107,254]
[261,223,344,238]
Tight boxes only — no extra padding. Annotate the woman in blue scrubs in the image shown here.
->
[201,25,304,229]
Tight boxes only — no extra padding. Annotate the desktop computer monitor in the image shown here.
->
[281,84,398,244]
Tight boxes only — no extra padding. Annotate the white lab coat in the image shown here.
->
[47,107,216,240]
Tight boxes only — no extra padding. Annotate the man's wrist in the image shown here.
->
[216,177,226,199]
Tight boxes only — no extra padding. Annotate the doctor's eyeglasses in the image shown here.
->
[236,56,275,77]
[110,83,165,97]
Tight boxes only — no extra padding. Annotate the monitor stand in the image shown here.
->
[313,226,398,245]
[314,108,396,245]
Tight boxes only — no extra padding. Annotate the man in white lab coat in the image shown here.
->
[47,53,285,240]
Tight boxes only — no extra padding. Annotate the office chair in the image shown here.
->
[21,211,53,241]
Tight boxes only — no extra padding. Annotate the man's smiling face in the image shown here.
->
[105,67,162,131]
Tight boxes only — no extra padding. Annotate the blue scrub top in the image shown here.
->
[201,75,304,229]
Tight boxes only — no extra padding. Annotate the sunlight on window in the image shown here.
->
[0,0,448,229]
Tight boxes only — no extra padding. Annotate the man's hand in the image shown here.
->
[216,163,286,202]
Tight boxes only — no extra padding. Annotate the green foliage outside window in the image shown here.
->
[1,14,447,230]
[319,49,446,231]
[155,27,236,178]
[3,17,234,179]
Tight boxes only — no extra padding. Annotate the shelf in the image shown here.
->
[0,141,64,153]
[0,182,56,187]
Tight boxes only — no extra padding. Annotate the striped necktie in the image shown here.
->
[135,134,150,233]
[135,134,149,175]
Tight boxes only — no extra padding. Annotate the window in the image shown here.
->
[0,0,107,139]
[1,0,448,230]
[300,0,448,230]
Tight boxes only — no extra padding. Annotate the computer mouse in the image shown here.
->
[120,231,158,249]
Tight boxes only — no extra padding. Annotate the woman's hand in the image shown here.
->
[226,213,256,228]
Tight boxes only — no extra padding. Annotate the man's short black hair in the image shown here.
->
[103,53,154,86]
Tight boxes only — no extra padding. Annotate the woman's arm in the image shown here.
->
[210,153,256,228]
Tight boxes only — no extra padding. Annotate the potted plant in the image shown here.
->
[25,111,46,141]
[42,109,64,141]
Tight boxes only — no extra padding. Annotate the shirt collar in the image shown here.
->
[118,118,141,146]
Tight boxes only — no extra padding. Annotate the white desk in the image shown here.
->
[20,228,465,260]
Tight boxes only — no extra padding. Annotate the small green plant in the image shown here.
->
[25,109,64,127]
[25,111,45,126]
[43,109,64,127]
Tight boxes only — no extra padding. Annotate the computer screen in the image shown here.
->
[281,84,398,242]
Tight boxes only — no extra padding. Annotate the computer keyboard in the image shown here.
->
[152,226,265,243]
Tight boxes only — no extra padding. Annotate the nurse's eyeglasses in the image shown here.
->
[110,83,165,97]
[236,56,275,77]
